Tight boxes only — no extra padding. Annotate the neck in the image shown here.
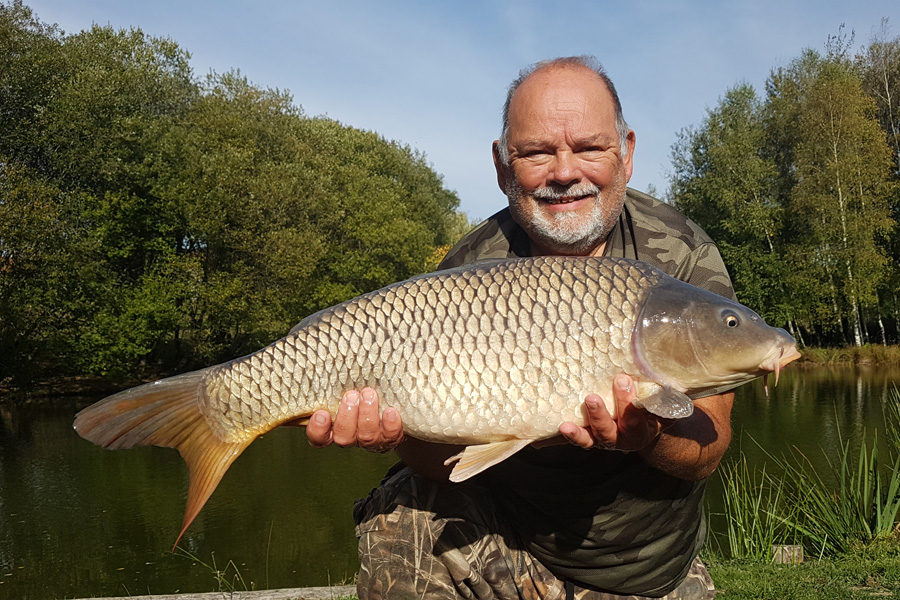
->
[530,239,607,258]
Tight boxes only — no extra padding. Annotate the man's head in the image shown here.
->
[493,56,636,256]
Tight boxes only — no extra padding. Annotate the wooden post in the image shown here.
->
[771,544,804,564]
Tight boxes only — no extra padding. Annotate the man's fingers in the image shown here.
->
[332,390,361,446]
[559,421,595,449]
[356,388,383,447]
[613,374,637,415]
[584,395,617,446]
[305,410,334,448]
[381,407,404,445]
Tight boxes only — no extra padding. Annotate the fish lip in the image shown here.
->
[759,344,801,371]
[759,344,802,385]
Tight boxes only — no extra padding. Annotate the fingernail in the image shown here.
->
[615,375,632,392]
[383,407,397,423]
[362,388,376,404]
[314,412,329,426]
[586,397,600,411]
[344,391,359,407]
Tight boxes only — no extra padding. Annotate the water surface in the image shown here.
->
[1,366,898,598]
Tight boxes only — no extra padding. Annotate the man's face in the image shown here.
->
[494,65,635,256]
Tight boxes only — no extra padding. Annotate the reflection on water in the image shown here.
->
[0,396,397,599]
[1,366,899,598]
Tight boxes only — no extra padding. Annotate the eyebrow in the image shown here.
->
[513,132,616,150]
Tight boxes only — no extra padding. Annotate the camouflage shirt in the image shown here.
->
[436,188,735,596]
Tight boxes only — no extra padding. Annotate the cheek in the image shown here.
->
[511,164,547,191]
[584,160,621,188]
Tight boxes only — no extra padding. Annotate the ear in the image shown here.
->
[492,140,511,194]
[623,130,636,183]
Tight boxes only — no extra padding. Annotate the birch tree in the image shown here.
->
[787,52,896,346]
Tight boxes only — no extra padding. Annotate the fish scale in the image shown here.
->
[73,255,801,546]
[200,257,648,447]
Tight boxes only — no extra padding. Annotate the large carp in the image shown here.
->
[74,256,800,543]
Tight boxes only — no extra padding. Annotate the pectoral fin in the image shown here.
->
[444,439,534,483]
[633,388,694,419]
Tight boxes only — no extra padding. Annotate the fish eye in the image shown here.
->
[723,312,740,328]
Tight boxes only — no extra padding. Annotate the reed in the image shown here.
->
[798,344,900,365]
[714,387,900,559]
[712,454,800,560]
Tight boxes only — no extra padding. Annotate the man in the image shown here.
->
[306,56,734,599]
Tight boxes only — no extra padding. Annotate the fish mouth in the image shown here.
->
[760,344,802,389]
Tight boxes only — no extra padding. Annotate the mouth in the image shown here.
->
[539,194,595,210]
[760,344,802,394]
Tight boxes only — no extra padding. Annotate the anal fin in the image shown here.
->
[444,439,534,483]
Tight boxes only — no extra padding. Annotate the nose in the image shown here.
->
[548,151,582,187]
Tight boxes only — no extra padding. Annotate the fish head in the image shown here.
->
[631,276,801,394]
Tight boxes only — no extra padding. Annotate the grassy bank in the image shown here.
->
[707,549,900,599]
[798,344,900,366]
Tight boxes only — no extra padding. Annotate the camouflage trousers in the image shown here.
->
[353,466,715,600]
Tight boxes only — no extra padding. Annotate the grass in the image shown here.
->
[175,547,254,593]
[707,547,900,599]
[713,454,802,561]
[798,344,900,366]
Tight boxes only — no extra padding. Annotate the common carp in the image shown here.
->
[74,256,800,544]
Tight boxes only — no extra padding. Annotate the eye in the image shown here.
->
[724,313,740,328]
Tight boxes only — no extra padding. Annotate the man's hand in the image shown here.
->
[557,374,665,452]
[305,387,405,452]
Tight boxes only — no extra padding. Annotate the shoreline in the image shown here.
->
[71,585,357,600]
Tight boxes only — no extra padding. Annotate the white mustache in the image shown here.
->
[531,182,602,201]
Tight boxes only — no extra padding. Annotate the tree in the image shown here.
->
[858,20,900,342]
[0,4,463,384]
[775,50,896,346]
[669,84,791,327]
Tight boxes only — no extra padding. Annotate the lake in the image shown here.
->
[2,366,899,599]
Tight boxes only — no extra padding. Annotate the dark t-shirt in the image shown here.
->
[437,188,735,596]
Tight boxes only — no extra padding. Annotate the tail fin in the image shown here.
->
[73,368,252,549]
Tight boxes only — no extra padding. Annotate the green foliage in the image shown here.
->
[669,84,791,327]
[670,28,900,347]
[0,3,461,383]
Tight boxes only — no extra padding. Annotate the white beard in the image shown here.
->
[507,180,624,255]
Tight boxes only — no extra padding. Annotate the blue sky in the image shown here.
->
[23,1,897,220]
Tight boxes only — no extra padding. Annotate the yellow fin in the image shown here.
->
[445,439,534,483]
[73,368,253,548]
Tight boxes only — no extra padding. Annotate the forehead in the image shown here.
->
[507,65,617,140]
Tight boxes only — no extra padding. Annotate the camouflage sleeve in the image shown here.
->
[439,208,528,269]
[678,243,736,302]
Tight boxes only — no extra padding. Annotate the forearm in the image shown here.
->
[638,392,734,480]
